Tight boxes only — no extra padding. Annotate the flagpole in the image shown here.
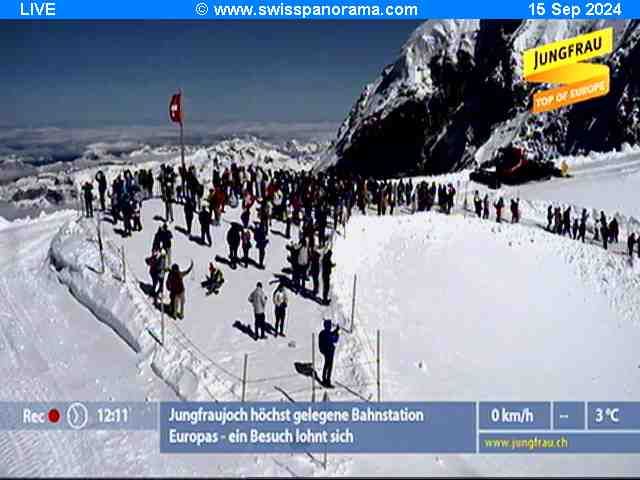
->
[179,89,186,172]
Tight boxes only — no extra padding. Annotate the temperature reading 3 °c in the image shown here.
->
[594,407,620,423]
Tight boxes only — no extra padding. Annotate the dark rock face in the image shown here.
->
[333,20,640,178]
[12,187,47,202]
[45,189,65,205]
[334,100,430,177]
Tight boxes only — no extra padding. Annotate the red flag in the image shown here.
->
[169,93,182,124]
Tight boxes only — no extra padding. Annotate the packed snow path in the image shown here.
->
[103,198,373,403]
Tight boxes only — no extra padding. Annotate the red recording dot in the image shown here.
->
[48,409,60,423]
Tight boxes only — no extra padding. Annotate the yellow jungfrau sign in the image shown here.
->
[523,27,614,114]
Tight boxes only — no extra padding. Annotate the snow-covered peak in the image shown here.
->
[328,20,640,178]
[334,20,479,153]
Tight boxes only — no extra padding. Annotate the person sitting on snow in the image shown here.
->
[201,262,224,295]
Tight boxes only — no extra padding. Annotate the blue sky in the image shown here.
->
[2,21,420,128]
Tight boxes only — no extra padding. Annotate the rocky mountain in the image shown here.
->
[325,20,640,178]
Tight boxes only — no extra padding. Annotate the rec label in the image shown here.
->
[159,402,477,453]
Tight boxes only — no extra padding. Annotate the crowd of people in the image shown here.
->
[79,158,639,389]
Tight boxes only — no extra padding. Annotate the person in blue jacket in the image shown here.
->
[318,320,340,388]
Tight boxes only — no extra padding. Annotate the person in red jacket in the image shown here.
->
[166,260,194,319]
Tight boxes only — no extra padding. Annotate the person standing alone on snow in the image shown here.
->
[318,320,340,388]
[199,206,213,247]
[184,198,195,236]
[273,284,288,337]
[166,260,194,319]
[248,282,268,340]
[510,198,520,224]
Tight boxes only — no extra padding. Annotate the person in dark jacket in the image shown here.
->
[600,211,608,250]
[95,171,108,211]
[158,223,173,263]
[166,260,194,319]
[122,197,133,236]
[318,320,340,388]
[474,191,482,218]
[482,195,490,220]
[254,223,269,269]
[628,232,636,258]
[82,181,94,218]
[572,218,579,240]
[547,205,553,231]
[578,209,588,242]
[146,249,166,303]
[241,208,251,229]
[309,247,321,298]
[184,199,195,236]
[199,206,212,247]
[609,217,619,244]
[241,228,252,268]
[510,198,520,224]
[226,223,241,268]
[321,248,335,305]
[494,197,504,223]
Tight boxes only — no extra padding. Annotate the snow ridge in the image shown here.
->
[48,216,241,401]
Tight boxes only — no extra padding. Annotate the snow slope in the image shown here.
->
[0,211,188,477]
[330,212,640,476]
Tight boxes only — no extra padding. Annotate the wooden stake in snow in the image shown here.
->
[121,245,126,283]
[241,354,248,402]
[376,329,381,402]
[79,188,84,218]
[161,290,166,347]
[350,274,357,332]
[311,333,316,403]
[97,215,105,274]
[322,390,330,470]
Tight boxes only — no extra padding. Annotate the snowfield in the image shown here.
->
[334,212,640,402]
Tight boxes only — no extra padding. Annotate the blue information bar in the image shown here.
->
[1,0,639,20]
[159,402,477,453]
[3,401,640,453]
